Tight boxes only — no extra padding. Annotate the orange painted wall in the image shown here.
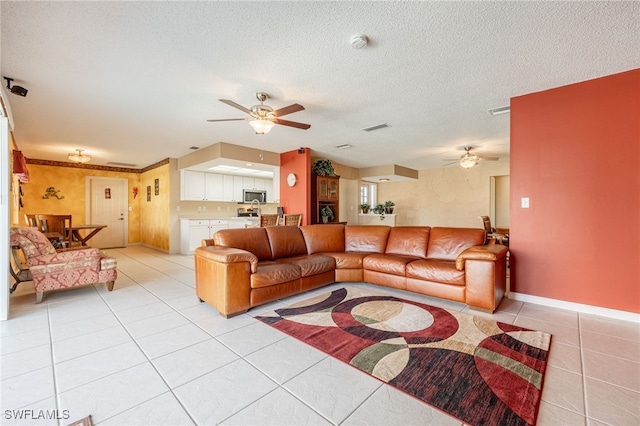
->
[510,69,639,313]
[279,148,311,225]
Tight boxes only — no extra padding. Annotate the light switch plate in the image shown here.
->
[521,197,530,208]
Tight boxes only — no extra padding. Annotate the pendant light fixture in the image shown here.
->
[68,149,91,164]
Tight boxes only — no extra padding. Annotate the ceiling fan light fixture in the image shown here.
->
[68,149,91,164]
[249,119,275,134]
[459,154,478,169]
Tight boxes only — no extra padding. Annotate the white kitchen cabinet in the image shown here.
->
[181,171,224,201]
[180,170,273,203]
[205,173,224,201]
[181,170,206,201]
[222,175,234,201]
[180,219,228,254]
[232,176,244,202]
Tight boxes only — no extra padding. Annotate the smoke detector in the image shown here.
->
[350,34,368,49]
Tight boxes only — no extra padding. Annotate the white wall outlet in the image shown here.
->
[217,206,221,211]
[521,197,530,208]
[197,206,202,213]
[176,205,181,212]
[202,206,207,212]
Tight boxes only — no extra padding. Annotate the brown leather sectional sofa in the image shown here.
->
[194,224,508,318]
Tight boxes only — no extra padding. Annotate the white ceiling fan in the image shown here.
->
[207,92,311,134]
[444,146,499,169]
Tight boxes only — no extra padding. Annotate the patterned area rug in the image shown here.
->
[257,287,551,426]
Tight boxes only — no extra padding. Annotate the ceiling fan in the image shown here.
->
[207,92,311,134]
[444,146,499,169]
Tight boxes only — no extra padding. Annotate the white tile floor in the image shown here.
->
[2,246,639,425]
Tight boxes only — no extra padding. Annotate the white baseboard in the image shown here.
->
[508,292,640,323]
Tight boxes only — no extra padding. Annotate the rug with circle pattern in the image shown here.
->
[257,286,551,426]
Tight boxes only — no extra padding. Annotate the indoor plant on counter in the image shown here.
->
[384,200,395,214]
[360,203,370,214]
[320,206,335,223]
[373,204,385,220]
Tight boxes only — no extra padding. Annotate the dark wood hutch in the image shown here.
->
[310,174,339,224]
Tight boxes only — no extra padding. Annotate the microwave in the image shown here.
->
[243,189,266,203]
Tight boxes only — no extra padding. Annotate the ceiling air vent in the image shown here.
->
[362,123,390,132]
[107,161,138,167]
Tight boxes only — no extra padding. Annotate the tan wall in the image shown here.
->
[19,164,142,243]
[139,163,170,251]
[376,160,510,228]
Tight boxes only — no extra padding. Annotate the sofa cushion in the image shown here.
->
[277,254,336,277]
[214,228,272,261]
[406,259,465,285]
[385,227,430,258]
[364,254,421,276]
[265,226,308,259]
[345,226,390,253]
[251,261,301,289]
[426,227,485,261]
[322,252,370,269]
[300,224,345,254]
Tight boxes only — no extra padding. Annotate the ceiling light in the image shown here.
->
[3,77,28,97]
[488,106,510,115]
[68,149,91,164]
[379,178,390,182]
[336,144,352,150]
[459,153,479,169]
[249,119,275,134]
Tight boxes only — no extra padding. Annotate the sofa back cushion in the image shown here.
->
[426,227,485,261]
[345,225,390,253]
[265,226,308,259]
[300,224,345,254]
[385,227,430,258]
[214,228,272,261]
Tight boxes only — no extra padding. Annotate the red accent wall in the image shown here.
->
[510,69,640,313]
[279,148,311,225]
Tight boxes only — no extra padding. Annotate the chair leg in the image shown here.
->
[107,281,115,291]
[36,292,44,304]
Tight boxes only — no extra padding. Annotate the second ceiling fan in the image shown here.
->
[207,92,311,134]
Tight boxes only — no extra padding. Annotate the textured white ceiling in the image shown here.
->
[1,1,639,170]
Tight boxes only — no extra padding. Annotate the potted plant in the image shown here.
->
[320,206,334,223]
[360,203,370,214]
[384,200,395,214]
[373,204,385,220]
[312,159,336,176]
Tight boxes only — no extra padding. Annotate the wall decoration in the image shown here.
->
[154,178,159,195]
[42,187,64,200]
[146,185,151,201]
[133,187,138,199]
[105,188,111,199]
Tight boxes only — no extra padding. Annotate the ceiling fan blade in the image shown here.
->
[219,99,252,114]
[273,103,305,117]
[206,118,247,122]
[442,161,459,167]
[274,118,311,130]
[478,156,499,161]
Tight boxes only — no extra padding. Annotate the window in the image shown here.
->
[360,183,377,207]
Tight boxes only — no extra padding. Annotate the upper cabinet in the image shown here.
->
[180,170,274,202]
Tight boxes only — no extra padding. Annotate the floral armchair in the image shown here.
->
[10,227,117,303]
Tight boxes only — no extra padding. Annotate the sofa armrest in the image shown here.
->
[30,248,101,266]
[194,246,258,273]
[455,244,508,271]
[201,239,214,247]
